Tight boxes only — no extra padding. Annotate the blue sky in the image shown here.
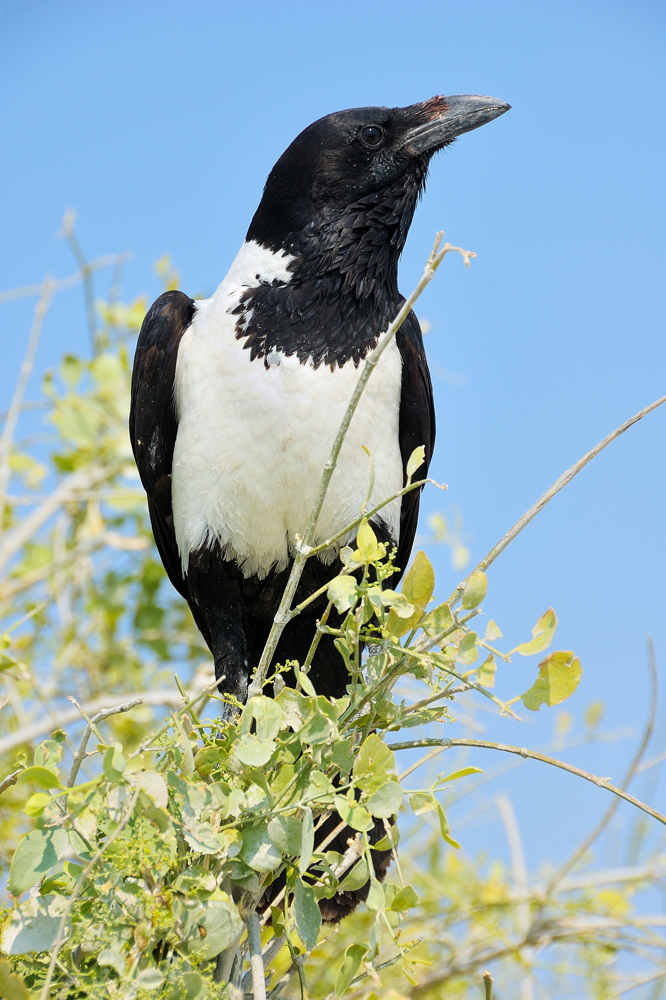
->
[1,0,666,873]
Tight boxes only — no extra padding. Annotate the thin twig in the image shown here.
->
[0,769,21,797]
[60,210,98,351]
[483,970,494,999]
[0,278,55,535]
[67,698,144,787]
[0,255,127,304]
[0,688,187,756]
[248,234,474,699]
[0,463,114,576]
[386,738,666,827]
[546,638,659,892]
[444,395,666,614]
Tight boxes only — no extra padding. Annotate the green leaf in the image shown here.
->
[180,899,243,960]
[444,767,484,783]
[356,519,380,561]
[0,894,69,954]
[366,781,403,818]
[511,608,558,657]
[335,796,374,832]
[437,803,461,849]
[406,444,426,480]
[457,631,478,665]
[390,885,420,912]
[365,879,384,911]
[339,858,369,892]
[133,770,168,808]
[276,688,310,729]
[462,571,487,609]
[293,878,321,950]
[194,746,226,777]
[299,709,335,746]
[379,590,414,618]
[327,575,358,613]
[136,969,165,990]
[240,825,283,872]
[97,949,126,975]
[422,602,454,638]
[16,766,62,790]
[335,943,368,997]
[484,619,503,641]
[181,817,225,855]
[268,815,303,856]
[409,791,435,816]
[251,695,283,741]
[23,792,51,816]
[475,654,496,688]
[9,828,69,896]
[233,733,276,767]
[521,650,582,711]
[299,806,315,874]
[386,551,434,637]
[353,734,395,793]
[0,960,29,1000]
[103,745,126,781]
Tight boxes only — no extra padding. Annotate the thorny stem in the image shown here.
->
[387,738,666,827]
[248,234,474,700]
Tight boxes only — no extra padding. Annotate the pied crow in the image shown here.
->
[130,94,510,707]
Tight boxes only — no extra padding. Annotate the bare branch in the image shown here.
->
[245,910,267,1000]
[0,689,187,756]
[0,278,56,535]
[0,768,21,797]
[387,738,666,827]
[0,254,128,304]
[67,697,144,787]
[445,394,666,613]
[546,637,659,892]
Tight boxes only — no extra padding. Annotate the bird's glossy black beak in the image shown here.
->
[404,95,511,155]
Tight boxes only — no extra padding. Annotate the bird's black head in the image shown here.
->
[247,95,510,260]
[238,94,510,368]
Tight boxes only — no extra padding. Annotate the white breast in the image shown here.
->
[172,241,404,580]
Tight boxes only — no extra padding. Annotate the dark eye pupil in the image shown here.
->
[361,125,383,146]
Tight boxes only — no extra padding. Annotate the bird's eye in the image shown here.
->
[360,125,383,147]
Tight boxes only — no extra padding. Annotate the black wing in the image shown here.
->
[394,309,436,579]
[129,291,196,601]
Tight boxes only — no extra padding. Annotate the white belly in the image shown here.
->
[171,242,404,579]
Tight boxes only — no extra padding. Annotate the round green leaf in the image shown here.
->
[366,781,403,818]
[462,571,488,609]
[1,894,69,954]
[240,825,283,872]
[9,828,69,896]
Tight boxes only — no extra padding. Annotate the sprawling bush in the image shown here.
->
[1,225,665,999]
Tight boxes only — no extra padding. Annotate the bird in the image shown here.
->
[130,93,510,709]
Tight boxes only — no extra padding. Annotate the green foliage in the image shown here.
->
[1,240,663,999]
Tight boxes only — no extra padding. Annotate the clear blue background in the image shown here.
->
[1,0,665,875]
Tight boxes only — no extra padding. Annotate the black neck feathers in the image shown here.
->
[238,165,428,369]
